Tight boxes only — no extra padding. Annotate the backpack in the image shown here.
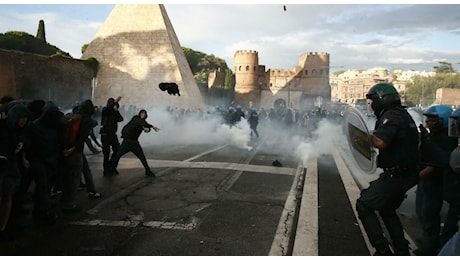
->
[60,112,82,149]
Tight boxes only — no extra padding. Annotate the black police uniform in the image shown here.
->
[416,127,458,255]
[356,106,419,255]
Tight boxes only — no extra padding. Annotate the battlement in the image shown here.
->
[269,69,296,77]
[303,51,329,56]
[234,50,258,56]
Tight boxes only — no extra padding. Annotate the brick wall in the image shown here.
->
[0,49,94,110]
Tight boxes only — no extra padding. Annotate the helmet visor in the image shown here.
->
[366,99,374,115]
[448,116,460,138]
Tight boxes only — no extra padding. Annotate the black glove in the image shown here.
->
[419,124,430,145]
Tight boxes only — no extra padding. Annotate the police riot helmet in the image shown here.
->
[448,107,460,138]
[365,83,400,114]
[423,105,452,129]
[250,108,257,113]
[236,105,242,111]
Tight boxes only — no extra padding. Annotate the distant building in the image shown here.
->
[333,68,437,106]
[435,88,460,107]
[334,68,391,105]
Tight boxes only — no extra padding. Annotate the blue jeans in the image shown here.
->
[438,231,460,256]
[82,153,96,193]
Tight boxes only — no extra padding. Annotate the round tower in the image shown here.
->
[233,50,261,108]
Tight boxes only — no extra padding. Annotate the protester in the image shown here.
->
[100,97,123,177]
[59,99,95,214]
[0,102,30,241]
[24,101,63,225]
[247,108,259,138]
[108,109,159,177]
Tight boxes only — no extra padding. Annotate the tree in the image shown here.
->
[0,31,71,57]
[333,70,346,77]
[36,19,46,43]
[434,61,455,74]
[81,44,89,54]
[182,47,229,93]
[224,69,235,90]
[405,73,460,106]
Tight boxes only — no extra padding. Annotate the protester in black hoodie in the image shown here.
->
[59,99,95,214]
[100,97,123,177]
[108,109,159,177]
[25,101,63,224]
[0,102,30,241]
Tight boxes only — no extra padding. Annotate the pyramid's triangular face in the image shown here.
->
[81,4,205,110]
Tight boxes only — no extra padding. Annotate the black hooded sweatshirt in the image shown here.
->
[121,110,153,141]
[100,98,123,135]
[26,101,63,166]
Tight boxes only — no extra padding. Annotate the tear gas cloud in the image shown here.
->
[127,106,347,166]
[136,107,253,151]
[107,104,424,173]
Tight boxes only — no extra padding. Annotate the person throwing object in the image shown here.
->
[108,109,159,177]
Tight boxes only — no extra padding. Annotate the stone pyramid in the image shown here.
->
[81,4,205,110]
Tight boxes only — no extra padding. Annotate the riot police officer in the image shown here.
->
[415,105,457,255]
[438,107,460,255]
[356,83,419,255]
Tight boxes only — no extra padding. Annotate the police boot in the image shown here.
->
[392,238,410,256]
[374,242,393,256]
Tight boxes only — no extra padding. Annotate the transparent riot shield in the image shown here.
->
[344,107,377,174]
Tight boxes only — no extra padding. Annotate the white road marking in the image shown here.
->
[269,160,305,256]
[70,219,197,230]
[293,157,318,256]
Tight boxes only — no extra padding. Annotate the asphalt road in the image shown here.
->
[0,119,423,256]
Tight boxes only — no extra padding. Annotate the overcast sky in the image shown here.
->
[1,2,460,73]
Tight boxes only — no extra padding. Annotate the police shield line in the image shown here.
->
[347,83,460,256]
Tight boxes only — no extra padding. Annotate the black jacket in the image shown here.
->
[0,102,30,172]
[121,115,153,141]
[26,101,63,166]
[100,98,123,135]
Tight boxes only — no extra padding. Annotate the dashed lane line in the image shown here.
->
[70,219,197,230]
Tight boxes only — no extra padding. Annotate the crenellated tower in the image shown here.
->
[233,50,262,108]
[297,52,331,102]
[233,50,331,110]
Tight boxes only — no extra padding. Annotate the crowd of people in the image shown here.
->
[0,87,459,256]
[0,95,160,242]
